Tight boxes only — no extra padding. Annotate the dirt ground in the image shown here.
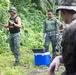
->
[23,50,65,75]
[24,65,65,75]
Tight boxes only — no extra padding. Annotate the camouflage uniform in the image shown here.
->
[8,7,21,66]
[56,0,76,75]
[43,18,59,60]
[9,32,20,62]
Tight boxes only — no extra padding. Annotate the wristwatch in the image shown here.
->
[13,23,15,25]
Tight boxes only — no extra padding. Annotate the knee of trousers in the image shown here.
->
[44,41,50,47]
[44,44,49,47]
[14,49,20,55]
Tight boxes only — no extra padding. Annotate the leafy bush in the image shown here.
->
[0,30,9,54]
[0,0,59,52]
[18,3,46,49]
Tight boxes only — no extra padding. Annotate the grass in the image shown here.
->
[0,47,64,75]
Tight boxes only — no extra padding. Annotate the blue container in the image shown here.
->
[34,52,51,66]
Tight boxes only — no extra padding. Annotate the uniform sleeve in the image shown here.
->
[55,20,59,35]
[43,20,46,33]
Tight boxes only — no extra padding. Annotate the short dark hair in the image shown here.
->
[48,9,53,12]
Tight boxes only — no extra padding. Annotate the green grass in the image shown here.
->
[0,47,64,75]
[0,47,33,75]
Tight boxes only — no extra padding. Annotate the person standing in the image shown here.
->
[43,9,59,60]
[48,0,76,75]
[0,7,21,66]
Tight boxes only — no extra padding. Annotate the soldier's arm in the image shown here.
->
[13,17,21,28]
[43,20,46,38]
[0,22,9,28]
[48,55,63,75]
[55,19,60,40]
[57,19,62,26]
[43,20,46,33]
[55,20,59,35]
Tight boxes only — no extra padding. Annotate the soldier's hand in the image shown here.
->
[7,28,9,32]
[43,33,46,39]
[48,56,62,75]
[56,35,59,41]
[8,20,14,25]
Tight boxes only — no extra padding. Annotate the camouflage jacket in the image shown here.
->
[43,18,59,35]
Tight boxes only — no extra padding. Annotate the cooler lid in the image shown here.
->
[34,52,50,56]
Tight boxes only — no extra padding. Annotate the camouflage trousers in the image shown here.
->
[44,32,57,60]
[56,33,62,52]
[9,32,20,62]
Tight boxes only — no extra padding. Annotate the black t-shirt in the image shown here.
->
[9,16,20,33]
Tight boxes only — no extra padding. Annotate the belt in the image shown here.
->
[10,31,20,34]
[46,30,55,33]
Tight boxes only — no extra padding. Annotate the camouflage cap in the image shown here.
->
[56,0,76,12]
[8,7,17,13]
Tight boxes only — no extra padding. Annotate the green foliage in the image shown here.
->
[0,47,64,75]
[0,0,10,23]
[0,0,59,51]
[0,0,47,52]
[0,48,34,75]
[0,1,64,75]
[31,0,52,14]
[0,0,10,53]
[17,3,46,49]
[0,30,9,54]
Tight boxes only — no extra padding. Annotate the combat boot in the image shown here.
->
[14,61,20,66]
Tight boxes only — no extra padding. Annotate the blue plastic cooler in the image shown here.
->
[34,52,51,66]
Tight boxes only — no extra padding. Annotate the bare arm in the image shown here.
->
[0,16,21,29]
[0,23,9,28]
[48,55,63,75]
[8,17,21,28]
[14,17,21,28]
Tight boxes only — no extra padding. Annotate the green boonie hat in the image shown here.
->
[8,7,17,13]
[56,0,76,12]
